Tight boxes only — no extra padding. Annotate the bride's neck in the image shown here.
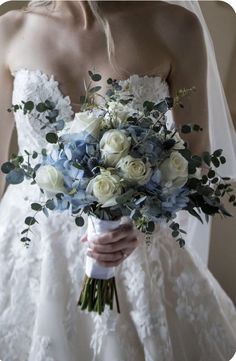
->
[54,1,94,29]
[54,1,136,30]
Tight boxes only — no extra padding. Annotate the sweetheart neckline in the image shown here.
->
[11,67,169,114]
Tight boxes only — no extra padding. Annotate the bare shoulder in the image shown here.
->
[0,9,26,65]
[0,9,26,40]
[152,2,205,52]
[153,2,201,27]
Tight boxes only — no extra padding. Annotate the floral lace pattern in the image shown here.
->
[0,69,235,361]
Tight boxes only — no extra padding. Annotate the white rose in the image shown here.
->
[35,165,65,195]
[117,155,152,185]
[100,129,131,166]
[166,130,185,150]
[68,110,101,138]
[160,151,188,188]
[86,171,122,207]
[105,101,137,127]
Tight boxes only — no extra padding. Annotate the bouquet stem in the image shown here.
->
[77,215,121,314]
[77,276,120,314]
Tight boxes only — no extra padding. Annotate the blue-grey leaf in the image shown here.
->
[6,168,25,184]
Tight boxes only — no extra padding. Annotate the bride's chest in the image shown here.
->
[8,14,171,106]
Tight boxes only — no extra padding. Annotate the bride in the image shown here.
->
[0,1,235,360]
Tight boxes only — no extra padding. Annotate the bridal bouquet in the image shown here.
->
[2,70,235,314]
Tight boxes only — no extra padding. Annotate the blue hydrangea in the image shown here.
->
[161,187,190,217]
[145,169,162,194]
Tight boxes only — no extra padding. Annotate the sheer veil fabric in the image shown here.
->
[165,0,236,265]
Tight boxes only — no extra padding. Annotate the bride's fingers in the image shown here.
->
[95,259,124,268]
[80,233,88,243]
[90,237,138,254]
[87,248,135,267]
[92,223,134,245]
[87,249,125,263]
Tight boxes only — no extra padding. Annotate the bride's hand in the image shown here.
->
[80,222,139,267]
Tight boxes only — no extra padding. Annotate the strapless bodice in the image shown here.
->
[11,68,171,154]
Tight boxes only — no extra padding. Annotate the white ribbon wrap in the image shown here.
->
[85,216,120,280]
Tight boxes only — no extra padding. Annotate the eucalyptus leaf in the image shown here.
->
[172,230,179,238]
[45,100,55,110]
[177,238,185,248]
[213,149,223,157]
[181,125,191,134]
[208,169,215,179]
[211,156,220,168]
[107,78,113,84]
[24,101,34,112]
[143,101,155,112]
[188,163,196,174]
[147,221,155,233]
[43,207,49,217]
[46,199,56,210]
[80,95,86,104]
[21,229,28,235]
[89,86,102,94]
[153,100,168,113]
[36,102,48,112]
[42,148,47,156]
[188,208,203,224]
[31,203,43,211]
[91,73,102,82]
[88,70,93,78]
[202,151,211,166]
[46,132,58,144]
[55,119,65,131]
[25,216,37,226]
[220,156,226,164]
[211,177,219,184]
[1,162,15,174]
[6,168,25,184]
[75,216,85,227]
[21,237,31,243]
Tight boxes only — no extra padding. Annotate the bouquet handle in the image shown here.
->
[77,215,121,314]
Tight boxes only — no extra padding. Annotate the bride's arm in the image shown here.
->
[0,13,17,199]
[166,9,209,156]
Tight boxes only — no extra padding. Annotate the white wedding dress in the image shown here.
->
[0,68,236,361]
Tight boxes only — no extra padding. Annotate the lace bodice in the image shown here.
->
[11,68,171,154]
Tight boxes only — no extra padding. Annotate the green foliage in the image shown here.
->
[75,216,85,227]
[36,102,48,113]
[1,162,15,174]
[31,203,43,211]
[181,125,191,134]
[46,132,58,144]
[88,70,102,82]
[88,86,102,94]
[46,199,56,210]
[24,101,34,112]
[6,168,25,184]
[25,216,37,226]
